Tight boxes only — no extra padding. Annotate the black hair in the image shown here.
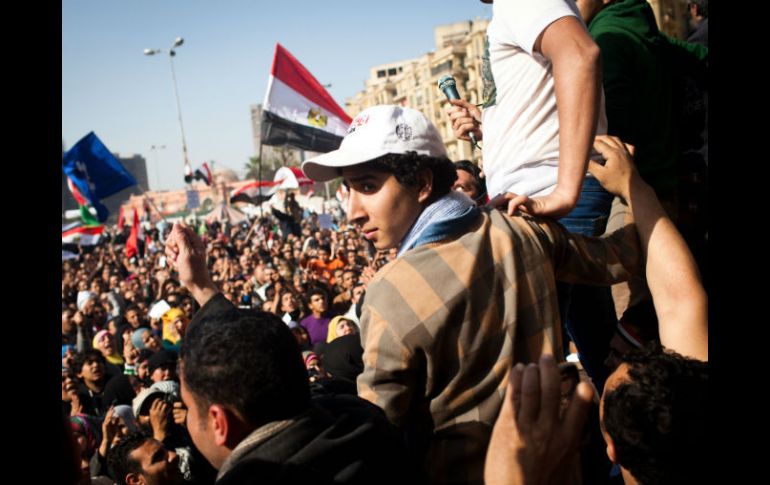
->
[180,309,310,428]
[454,160,486,199]
[72,349,106,374]
[690,0,708,17]
[307,287,327,302]
[107,431,150,485]
[362,151,457,205]
[602,344,708,485]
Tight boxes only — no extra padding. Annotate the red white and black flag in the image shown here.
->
[261,43,352,152]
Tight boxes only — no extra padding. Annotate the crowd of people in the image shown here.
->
[63,1,707,484]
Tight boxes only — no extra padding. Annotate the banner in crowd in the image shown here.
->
[62,221,104,246]
[125,209,141,259]
[230,167,313,204]
[184,162,213,186]
[62,132,138,222]
[261,43,352,152]
[230,180,276,204]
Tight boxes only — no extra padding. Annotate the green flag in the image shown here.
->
[79,205,102,227]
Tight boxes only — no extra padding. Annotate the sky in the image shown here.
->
[62,0,492,191]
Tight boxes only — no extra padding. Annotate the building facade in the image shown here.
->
[345,1,695,166]
[345,19,489,165]
[123,175,255,222]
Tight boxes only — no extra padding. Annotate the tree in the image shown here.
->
[244,157,262,180]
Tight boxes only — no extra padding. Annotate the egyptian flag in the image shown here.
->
[261,43,352,152]
[62,221,104,246]
[193,162,213,186]
[230,180,277,204]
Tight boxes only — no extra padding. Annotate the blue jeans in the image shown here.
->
[558,177,616,393]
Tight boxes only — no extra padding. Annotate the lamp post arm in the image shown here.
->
[168,53,190,170]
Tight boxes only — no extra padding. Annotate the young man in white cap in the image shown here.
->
[301,104,640,484]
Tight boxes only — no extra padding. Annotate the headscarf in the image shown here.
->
[112,405,139,433]
[62,344,75,360]
[76,291,95,311]
[302,351,320,370]
[326,316,358,343]
[69,414,101,459]
[92,330,124,366]
[161,308,187,345]
[132,328,150,350]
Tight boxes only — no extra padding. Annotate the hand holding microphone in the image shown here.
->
[439,75,482,149]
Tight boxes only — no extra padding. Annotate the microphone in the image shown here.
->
[438,75,478,148]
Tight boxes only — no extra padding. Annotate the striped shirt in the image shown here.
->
[358,208,640,484]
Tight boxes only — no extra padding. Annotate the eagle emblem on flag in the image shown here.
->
[307,107,328,128]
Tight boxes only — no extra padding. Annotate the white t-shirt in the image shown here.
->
[482,0,607,199]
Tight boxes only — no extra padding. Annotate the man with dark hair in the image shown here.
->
[164,226,416,484]
[687,0,708,47]
[300,105,640,483]
[332,268,359,310]
[107,432,184,485]
[452,160,487,205]
[601,345,707,485]
[341,281,365,325]
[299,287,332,346]
[484,136,707,485]
[307,244,345,283]
[73,349,114,416]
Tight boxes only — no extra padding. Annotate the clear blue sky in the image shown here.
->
[62,0,492,191]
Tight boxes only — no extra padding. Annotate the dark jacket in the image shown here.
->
[217,395,420,485]
[191,294,422,485]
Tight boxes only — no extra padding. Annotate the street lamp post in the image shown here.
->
[144,37,191,184]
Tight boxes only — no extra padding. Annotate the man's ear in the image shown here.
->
[209,404,237,447]
[415,168,434,204]
[605,436,618,464]
[126,473,145,485]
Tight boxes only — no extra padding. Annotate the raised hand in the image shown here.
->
[485,355,594,485]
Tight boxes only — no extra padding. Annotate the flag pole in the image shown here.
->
[136,184,168,224]
[244,212,262,243]
[258,142,264,219]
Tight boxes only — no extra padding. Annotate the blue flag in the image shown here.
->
[62,132,137,222]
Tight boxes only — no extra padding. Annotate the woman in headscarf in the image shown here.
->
[161,307,188,351]
[326,316,359,342]
[131,327,163,353]
[69,413,103,484]
[313,315,359,355]
[92,330,124,366]
[69,413,101,467]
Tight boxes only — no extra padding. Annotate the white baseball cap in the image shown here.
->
[301,105,447,182]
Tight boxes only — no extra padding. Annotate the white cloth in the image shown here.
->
[482,0,607,199]
[77,290,95,311]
